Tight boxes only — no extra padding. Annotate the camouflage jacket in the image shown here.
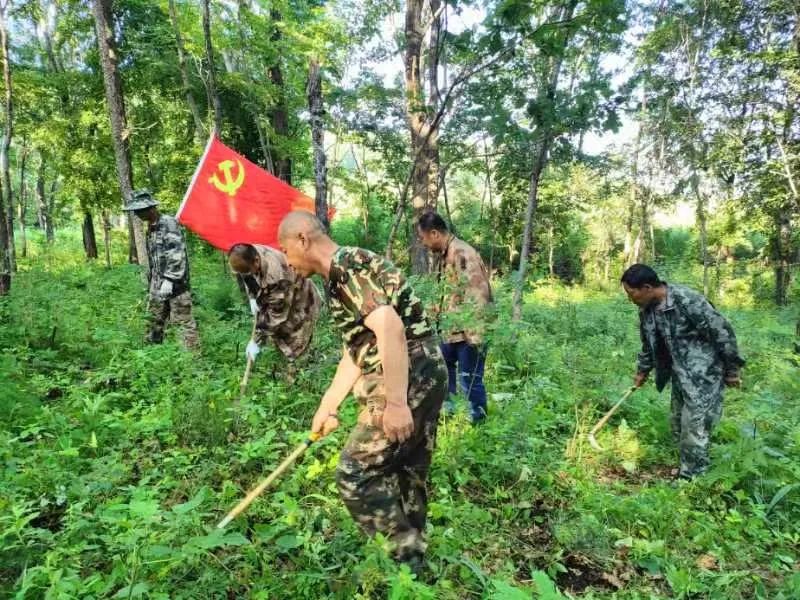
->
[147,215,190,298]
[242,245,321,360]
[637,283,745,396]
[435,236,493,345]
[327,246,433,374]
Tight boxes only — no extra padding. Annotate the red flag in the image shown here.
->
[177,136,315,251]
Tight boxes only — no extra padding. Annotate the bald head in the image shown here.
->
[278,210,336,278]
[278,211,325,244]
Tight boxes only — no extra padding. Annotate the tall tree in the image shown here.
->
[307,58,329,230]
[268,9,292,183]
[91,0,146,267]
[168,0,205,143]
[17,143,28,258]
[404,0,443,273]
[0,0,15,273]
[512,0,579,321]
[201,0,223,135]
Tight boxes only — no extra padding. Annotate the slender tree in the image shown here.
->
[91,0,146,267]
[307,58,329,230]
[168,0,205,143]
[0,0,16,273]
[201,0,223,135]
[512,0,580,321]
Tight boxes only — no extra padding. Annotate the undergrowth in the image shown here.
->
[1,232,798,599]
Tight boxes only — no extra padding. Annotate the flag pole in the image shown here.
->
[176,133,216,221]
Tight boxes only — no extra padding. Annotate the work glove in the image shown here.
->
[245,339,260,362]
[158,279,173,300]
[249,297,259,316]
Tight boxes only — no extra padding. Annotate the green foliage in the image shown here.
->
[2,234,799,598]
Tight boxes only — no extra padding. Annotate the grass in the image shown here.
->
[1,231,798,599]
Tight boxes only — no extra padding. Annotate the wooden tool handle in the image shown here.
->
[588,387,636,437]
[217,432,321,529]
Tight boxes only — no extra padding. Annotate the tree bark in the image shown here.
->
[168,0,205,143]
[511,0,578,321]
[307,58,329,231]
[0,2,15,273]
[91,0,147,267]
[102,210,111,268]
[35,155,54,242]
[268,10,291,184]
[404,0,443,273]
[692,173,709,296]
[17,144,27,258]
[773,204,792,306]
[511,137,552,321]
[83,211,98,260]
[201,0,223,135]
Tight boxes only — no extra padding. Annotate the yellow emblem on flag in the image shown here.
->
[209,159,245,197]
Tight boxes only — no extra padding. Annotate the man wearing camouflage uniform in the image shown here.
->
[418,212,493,423]
[125,190,198,350]
[228,242,321,362]
[621,264,744,479]
[278,211,447,571]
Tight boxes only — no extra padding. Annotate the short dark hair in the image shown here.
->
[418,211,448,234]
[620,264,663,288]
[228,243,258,265]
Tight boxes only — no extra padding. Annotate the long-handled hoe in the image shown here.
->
[217,432,321,529]
[234,320,259,408]
[587,387,637,451]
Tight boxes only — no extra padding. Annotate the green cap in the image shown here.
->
[125,190,159,211]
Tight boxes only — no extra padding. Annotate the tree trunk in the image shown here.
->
[307,58,329,230]
[201,0,223,135]
[548,224,555,277]
[773,204,792,306]
[253,116,274,172]
[17,145,27,258]
[168,0,205,143]
[35,155,54,242]
[91,0,147,267]
[511,0,578,321]
[102,210,111,268]
[692,174,709,296]
[511,137,552,321]
[83,211,98,259]
[0,3,15,273]
[624,123,642,265]
[634,189,650,263]
[268,11,291,184]
[404,0,442,273]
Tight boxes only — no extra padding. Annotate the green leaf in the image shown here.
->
[531,570,564,599]
[171,488,208,515]
[184,529,250,551]
[490,579,533,600]
[275,534,302,551]
[129,499,159,519]
[113,583,149,598]
[766,484,799,515]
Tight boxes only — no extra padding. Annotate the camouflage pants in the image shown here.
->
[336,337,447,563]
[147,291,199,350]
[670,377,722,478]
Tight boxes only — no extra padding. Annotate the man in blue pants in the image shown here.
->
[418,212,493,424]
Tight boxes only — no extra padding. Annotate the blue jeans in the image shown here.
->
[440,341,487,421]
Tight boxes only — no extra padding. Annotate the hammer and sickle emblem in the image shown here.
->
[209,159,245,197]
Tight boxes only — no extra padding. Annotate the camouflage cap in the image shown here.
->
[125,190,159,211]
